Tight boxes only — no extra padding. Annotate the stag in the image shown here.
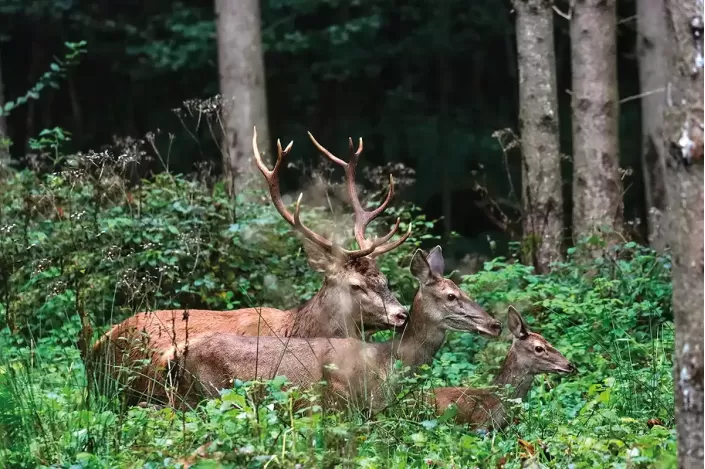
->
[93,128,412,403]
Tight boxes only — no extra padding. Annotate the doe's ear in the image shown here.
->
[303,240,346,273]
[426,245,445,277]
[507,305,530,339]
[410,249,434,284]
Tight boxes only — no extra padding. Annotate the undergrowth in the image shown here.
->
[0,150,676,468]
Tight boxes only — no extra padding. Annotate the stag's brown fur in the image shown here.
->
[174,247,502,410]
[92,131,413,404]
[430,307,575,430]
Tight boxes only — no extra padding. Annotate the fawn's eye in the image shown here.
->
[535,346,545,353]
[446,294,456,301]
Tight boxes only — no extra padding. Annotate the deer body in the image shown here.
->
[430,307,575,430]
[176,247,502,409]
[93,130,412,404]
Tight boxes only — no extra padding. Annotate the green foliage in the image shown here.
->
[0,41,86,118]
[0,152,427,342]
[0,156,675,468]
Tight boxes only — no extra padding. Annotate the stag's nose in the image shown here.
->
[568,363,578,373]
[389,310,408,327]
[490,321,503,334]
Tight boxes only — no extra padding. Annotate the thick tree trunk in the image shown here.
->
[513,0,564,273]
[570,0,623,241]
[662,2,704,467]
[637,0,669,250]
[215,0,270,195]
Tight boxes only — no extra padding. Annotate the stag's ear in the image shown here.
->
[303,240,346,273]
[410,249,434,284]
[426,245,445,277]
[507,305,530,339]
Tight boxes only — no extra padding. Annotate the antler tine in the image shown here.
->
[307,132,395,250]
[293,193,377,258]
[253,126,295,225]
[369,221,413,258]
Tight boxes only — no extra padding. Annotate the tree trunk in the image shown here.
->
[662,2,704,467]
[0,47,8,166]
[570,0,623,242]
[438,5,453,254]
[215,0,271,195]
[636,0,669,250]
[513,0,564,273]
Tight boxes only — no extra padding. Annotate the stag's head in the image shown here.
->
[253,128,411,332]
[506,306,575,375]
[409,246,502,337]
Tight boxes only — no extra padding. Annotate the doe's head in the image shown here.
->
[507,305,576,375]
[409,246,502,337]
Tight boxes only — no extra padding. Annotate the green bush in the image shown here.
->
[0,159,676,468]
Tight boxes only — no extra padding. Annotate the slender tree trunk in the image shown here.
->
[0,47,8,166]
[0,48,6,137]
[570,0,623,242]
[636,0,669,250]
[513,0,564,273]
[663,2,704,467]
[215,0,271,195]
[437,3,453,255]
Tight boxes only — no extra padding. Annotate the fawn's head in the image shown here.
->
[254,128,411,331]
[409,246,502,336]
[507,306,575,374]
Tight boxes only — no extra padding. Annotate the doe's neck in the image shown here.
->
[491,347,534,400]
[393,291,447,368]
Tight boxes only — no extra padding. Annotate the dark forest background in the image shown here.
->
[0,0,646,260]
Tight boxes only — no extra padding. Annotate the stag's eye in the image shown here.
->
[534,346,545,353]
[446,293,456,301]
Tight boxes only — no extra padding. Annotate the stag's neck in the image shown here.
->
[491,348,534,400]
[287,282,357,338]
[393,292,446,368]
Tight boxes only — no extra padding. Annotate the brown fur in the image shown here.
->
[92,252,411,404]
[430,307,575,430]
[174,248,503,410]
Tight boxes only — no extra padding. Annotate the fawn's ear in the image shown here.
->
[410,249,435,284]
[303,240,347,273]
[426,245,445,277]
[507,305,530,339]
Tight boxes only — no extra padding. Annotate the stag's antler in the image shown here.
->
[307,132,411,257]
[253,127,384,259]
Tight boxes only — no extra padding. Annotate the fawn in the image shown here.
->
[431,306,575,430]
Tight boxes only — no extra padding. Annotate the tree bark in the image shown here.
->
[637,0,670,250]
[215,0,271,195]
[570,0,623,241]
[662,2,704,467]
[513,0,564,273]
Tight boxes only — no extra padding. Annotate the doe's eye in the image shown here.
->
[534,346,545,353]
[446,293,456,301]
[350,284,362,291]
